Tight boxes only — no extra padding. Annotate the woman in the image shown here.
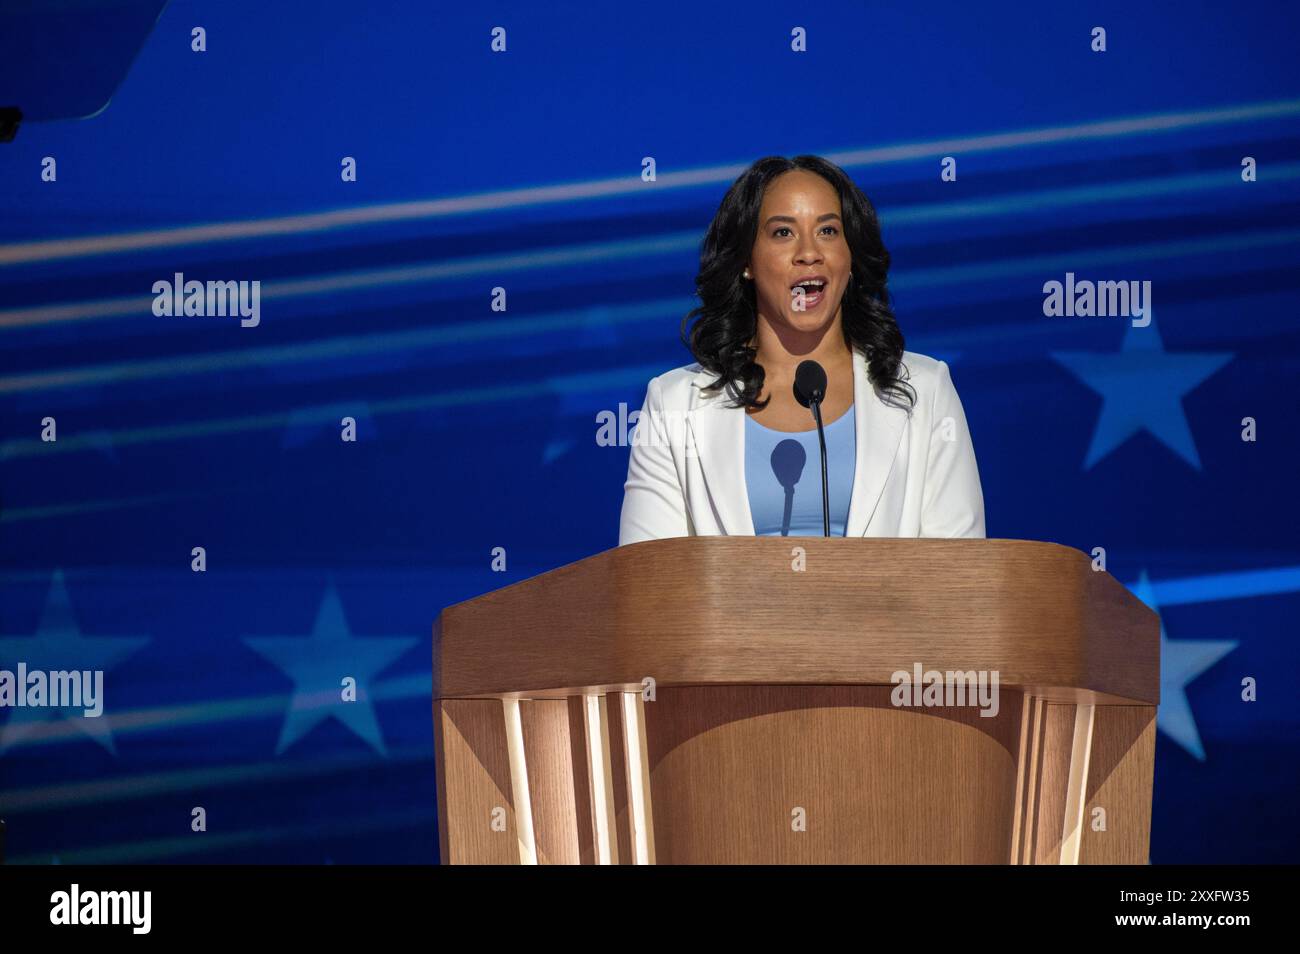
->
[618,155,984,544]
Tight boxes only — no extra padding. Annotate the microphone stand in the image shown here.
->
[810,393,830,537]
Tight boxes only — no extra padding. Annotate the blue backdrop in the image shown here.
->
[1,0,1298,863]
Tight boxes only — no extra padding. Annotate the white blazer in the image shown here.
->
[618,348,985,544]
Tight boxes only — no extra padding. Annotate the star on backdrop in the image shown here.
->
[0,569,150,755]
[1052,314,1232,469]
[1130,570,1238,761]
[242,585,417,756]
[543,437,576,464]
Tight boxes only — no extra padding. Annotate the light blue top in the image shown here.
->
[744,406,856,536]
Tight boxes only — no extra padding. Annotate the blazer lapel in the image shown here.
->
[686,370,755,535]
[686,349,907,537]
[844,348,908,536]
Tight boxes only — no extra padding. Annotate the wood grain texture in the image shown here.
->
[434,538,1159,704]
[579,693,619,864]
[604,691,634,865]
[644,685,1021,863]
[436,689,1154,864]
[1059,704,1096,864]
[1078,707,1157,864]
[430,539,1159,864]
[519,700,581,864]
[1009,697,1034,863]
[621,691,657,864]
[1031,703,1077,864]
[433,699,517,865]
[1014,696,1050,863]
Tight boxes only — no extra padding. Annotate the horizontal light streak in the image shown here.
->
[1,97,1296,266]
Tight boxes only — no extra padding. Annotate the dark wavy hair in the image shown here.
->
[679,155,915,411]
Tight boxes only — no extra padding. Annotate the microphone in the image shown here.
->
[793,360,831,537]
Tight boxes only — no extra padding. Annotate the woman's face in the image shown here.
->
[747,169,852,342]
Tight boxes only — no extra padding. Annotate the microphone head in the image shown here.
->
[793,360,828,408]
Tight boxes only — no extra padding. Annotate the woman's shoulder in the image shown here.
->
[640,361,710,408]
[896,349,948,383]
[894,349,962,399]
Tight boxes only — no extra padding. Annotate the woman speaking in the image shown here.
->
[618,155,985,544]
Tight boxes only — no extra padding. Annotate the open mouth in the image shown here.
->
[790,278,827,310]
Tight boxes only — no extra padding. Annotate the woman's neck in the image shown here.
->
[751,313,853,382]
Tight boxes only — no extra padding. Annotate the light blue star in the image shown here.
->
[1130,571,1237,761]
[543,437,575,464]
[0,570,149,756]
[1052,314,1232,469]
[243,586,417,756]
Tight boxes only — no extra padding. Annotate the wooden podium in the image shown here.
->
[432,538,1159,865]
